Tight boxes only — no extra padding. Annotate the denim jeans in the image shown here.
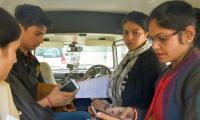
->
[54,111,90,120]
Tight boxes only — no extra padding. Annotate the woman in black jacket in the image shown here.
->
[92,11,161,120]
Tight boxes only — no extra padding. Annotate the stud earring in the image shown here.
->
[188,40,191,43]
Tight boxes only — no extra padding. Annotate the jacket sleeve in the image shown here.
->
[184,67,200,120]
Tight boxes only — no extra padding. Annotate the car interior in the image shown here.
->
[1,0,200,113]
[1,0,199,84]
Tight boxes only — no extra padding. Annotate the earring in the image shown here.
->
[188,40,191,43]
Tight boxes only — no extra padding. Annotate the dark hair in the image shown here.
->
[0,7,21,48]
[122,11,149,32]
[195,32,200,48]
[194,8,200,48]
[15,4,51,29]
[149,1,196,32]
[194,8,200,33]
[149,1,198,45]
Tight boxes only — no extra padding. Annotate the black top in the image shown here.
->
[7,50,53,120]
[7,73,53,120]
[12,50,44,99]
[121,48,161,109]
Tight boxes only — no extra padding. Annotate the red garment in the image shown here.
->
[145,70,177,120]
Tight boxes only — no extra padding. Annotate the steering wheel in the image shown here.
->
[84,64,112,79]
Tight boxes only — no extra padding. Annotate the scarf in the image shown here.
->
[109,40,152,106]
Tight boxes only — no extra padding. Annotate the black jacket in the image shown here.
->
[122,48,161,109]
[11,50,44,99]
[7,50,53,120]
[7,72,53,120]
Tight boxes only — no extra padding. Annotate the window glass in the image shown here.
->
[35,45,113,71]
[114,40,128,65]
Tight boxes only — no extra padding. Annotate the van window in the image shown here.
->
[35,45,113,72]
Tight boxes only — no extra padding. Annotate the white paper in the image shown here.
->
[75,75,111,98]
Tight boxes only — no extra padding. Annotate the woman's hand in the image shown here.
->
[38,86,75,107]
[91,99,110,111]
[96,107,137,120]
[96,112,120,120]
[89,99,105,117]
[89,99,110,117]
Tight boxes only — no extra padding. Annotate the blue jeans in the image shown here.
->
[54,111,90,120]
[74,98,92,111]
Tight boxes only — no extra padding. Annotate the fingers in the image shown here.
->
[91,99,102,106]
[62,91,74,98]
[60,96,74,106]
[120,107,131,118]
[134,109,138,120]
[47,86,75,107]
[106,107,125,115]
[91,99,107,112]
[120,107,137,120]
[92,98,100,103]
[96,112,120,120]
[88,106,93,114]
[63,98,73,105]
[88,106,96,117]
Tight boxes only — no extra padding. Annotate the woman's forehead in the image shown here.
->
[148,19,175,36]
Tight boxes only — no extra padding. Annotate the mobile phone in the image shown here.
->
[60,79,80,92]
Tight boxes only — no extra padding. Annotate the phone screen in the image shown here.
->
[60,80,79,92]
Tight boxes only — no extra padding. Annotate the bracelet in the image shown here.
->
[46,96,53,107]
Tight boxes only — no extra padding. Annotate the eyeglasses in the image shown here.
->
[148,31,178,44]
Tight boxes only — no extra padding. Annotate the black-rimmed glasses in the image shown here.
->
[148,31,178,43]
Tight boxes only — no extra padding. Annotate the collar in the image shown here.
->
[17,49,38,64]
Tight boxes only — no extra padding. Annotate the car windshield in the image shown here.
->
[65,45,113,69]
[35,45,113,72]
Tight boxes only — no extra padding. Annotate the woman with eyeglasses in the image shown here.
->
[91,11,161,120]
[145,1,200,120]
[96,1,200,120]
[0,7,21,120]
